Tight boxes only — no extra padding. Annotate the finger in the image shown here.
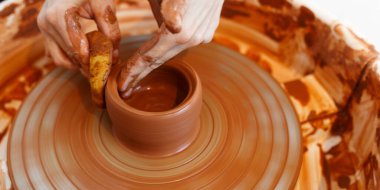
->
[169,0,212,44]
[118,55,153,98]
[118,0,221,95]
[141,0,218,64]
[78,3,93,19]
[39,1,92,72]
[63,7,89,67]
[118,26,176,92]
[119,43,188,98]
[117,26,164,91]
[120,66,154,98]
[161,0,186,33]
[183,0,219,46]
[118,54,151,94]
[44,35,78,70]
[90,0,121,63]
[38,7,73,63]
[150,0,219,64]
[44,22,82,68]
[203,0,224,43]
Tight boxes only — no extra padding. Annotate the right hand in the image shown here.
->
[37,0,121,76]
[118,0,224,97]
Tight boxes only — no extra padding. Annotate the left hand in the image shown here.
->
[37,0,121,76]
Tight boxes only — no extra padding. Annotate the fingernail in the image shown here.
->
[104,6,117,24]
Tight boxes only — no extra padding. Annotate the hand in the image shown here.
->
[118,0,224,97]
[37,0,121,76]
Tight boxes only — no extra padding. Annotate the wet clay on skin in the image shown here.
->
[124,66,189,112]
[0,3,18,18]
[117,26,165,94]
[161,0,186,33]
[13,1,42,39]
[104,6,117,24]
[65,7,87,66]
[102,5,121,63]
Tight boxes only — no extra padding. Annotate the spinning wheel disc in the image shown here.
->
[8,36,301,189]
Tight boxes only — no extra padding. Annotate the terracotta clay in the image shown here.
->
[106,60,202,156]
[123,65,189,112]
[104,6,117,25]
[123,66,189,112]
[64,7,87,66]
[7,37,302,189]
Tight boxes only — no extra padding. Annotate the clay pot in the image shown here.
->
[105,60,202,157]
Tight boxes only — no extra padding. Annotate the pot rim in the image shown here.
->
[106,60,201,117]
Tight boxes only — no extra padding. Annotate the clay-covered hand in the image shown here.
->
[118,0,224,97]
[37,0,120,76]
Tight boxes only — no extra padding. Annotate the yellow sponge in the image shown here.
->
[86,31,113,108]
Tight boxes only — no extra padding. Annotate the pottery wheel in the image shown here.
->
[8,36,301,189]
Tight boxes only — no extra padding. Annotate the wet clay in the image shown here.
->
[8,37,301,189]
[258,0,291,9]
[104,6,117,24]
[13,2,42,38]
[124,65,189,112]
[161,0,186,33]
[284,79,310,106]
[117,27,164,95]
[64,7,86,66]
[0,3,18,18]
